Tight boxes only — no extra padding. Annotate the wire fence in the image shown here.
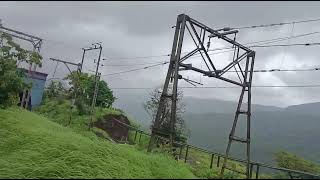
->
[114,118,320,179]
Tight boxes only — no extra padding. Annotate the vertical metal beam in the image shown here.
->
[179,145,183,159]
[217,156,221,167]
[148,14,186,152]
[80,48,86,73]
[250,164,254,178]
[210,154,214,169]
[94,46,102,77]
[184,145,189,163]
[256,165,260,179]
[20,89,26,108]
[169,14,187,146]
[220,52,252,179]
[23,63,33,110]
[89,45,103,129]
[89,72,101,128]
[134,130,138,142]
[247,53,255,179]
[139,132,142,143]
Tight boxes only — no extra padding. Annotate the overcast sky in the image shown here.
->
[2,1,320,107]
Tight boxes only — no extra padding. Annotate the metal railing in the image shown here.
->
[111,118,320,179]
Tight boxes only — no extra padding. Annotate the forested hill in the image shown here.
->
[114,94,320,165]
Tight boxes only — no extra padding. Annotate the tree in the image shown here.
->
[0,33,42,108]
[275,151,320,175]
[143,85,189,143]
[45,81,66,99]
[65,71,115,113]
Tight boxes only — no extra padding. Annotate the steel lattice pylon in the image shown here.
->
[147,14,256,179]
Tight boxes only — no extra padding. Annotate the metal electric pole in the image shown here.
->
[89,43,103,129]
[80,48,86,73]
[80,42,102,73]
[49,58,82,125]
[147,14,255,179]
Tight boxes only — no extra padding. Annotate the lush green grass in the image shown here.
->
[34,98,133,139]
[33,98,276,179]
[0,108,196,179]
[178,147,242,179]
[177,146,274,179]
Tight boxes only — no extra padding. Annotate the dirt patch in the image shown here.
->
[93,114,131,142]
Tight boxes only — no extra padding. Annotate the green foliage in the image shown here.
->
[65,72,116,114]
[275,151,320,174]
[0,108,195,179]
[44,81,66,99]
[35,98,120,133]
[0,33,42,108]
[180,148,245,179]
[143,86,189,144]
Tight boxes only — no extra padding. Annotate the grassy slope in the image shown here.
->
[33,99,271,179]
[34,99,141,139]
[0,108,195,179]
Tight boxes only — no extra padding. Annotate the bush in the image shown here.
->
[65,72,116,110]
[0,33,42,108]
[275,151,320,174]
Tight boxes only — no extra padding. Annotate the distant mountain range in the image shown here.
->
[114,92,320,165]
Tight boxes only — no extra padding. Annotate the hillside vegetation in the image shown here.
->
[34,98,250,179]
[0,107,195,179]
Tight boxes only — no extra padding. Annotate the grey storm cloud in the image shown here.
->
[1,1,320,107]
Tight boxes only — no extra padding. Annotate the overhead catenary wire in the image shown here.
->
[242,31,320,46]
[38,20,320,81]
[204,42,320,54]
[250,42,320,48]
[40,29,320,63]
[100,40,320,66]
[102,61,169,76]
[110,84,320,90]
[45,42,320,78]
[230,17,320,30]
[100,61,169,67]
[99,60,320,77]
[8,16,319,62]
[104,31,320,61]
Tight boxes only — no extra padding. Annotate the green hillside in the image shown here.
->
[0,108,195,179]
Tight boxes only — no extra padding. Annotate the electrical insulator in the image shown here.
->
[223,27,232,31]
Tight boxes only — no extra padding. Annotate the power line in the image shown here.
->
[250,42,320,48]
[105,31,320,61]
[102,62,169,76]
[26,17,320,63]
[104,54,171,61]
[111,84,320,90]
[228,67,320,73]
[181,85,320,88]
[243,31,320,46]
[101,60,320,77]
[42,29,320,62]
[207,42,320,52]
[101,61,169,67]
[231,17,320,30]
[101,39,320,64]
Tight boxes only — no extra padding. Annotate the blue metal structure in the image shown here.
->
[20,68,48,108]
